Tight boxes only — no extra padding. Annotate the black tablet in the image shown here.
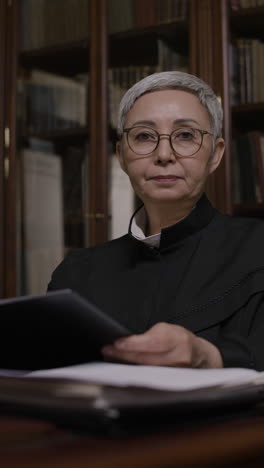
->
[0,289,130,370]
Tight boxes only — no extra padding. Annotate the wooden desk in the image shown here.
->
[1,415,264,467]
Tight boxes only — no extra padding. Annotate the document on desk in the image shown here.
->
[0,363,264,434]
[28,362,264,391]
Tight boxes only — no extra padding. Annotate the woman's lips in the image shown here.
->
[150,175,180,182]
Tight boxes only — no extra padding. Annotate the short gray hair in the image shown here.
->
[117,71,223,140]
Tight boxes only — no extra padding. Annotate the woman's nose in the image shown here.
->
[154,135,176,163]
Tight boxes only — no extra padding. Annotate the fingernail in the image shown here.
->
[102,346,113,355]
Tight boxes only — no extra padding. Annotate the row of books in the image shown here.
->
[229,39,264,105]
[109,42,188,128]
[157,39,188,74]
[232,131,264,204]
[20,0,90,51]
[133,0,189,29]
[109,66,157,130]
[230,0,264,10]
[19,70,87,134]
[20,0,189,51]
[19,41,188,134]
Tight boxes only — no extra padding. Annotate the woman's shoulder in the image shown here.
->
[213,211,264,239]
[47,234,132,291]
[67,234,132,261]
[209,212,264,264]
[54,234,132,270]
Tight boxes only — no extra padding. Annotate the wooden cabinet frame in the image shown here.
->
[0,0,6,298]
[89,0,109,245]
[0,0,18,298]
[0,0,233,297]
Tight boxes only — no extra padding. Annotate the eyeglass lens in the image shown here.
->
[127,126,203,156]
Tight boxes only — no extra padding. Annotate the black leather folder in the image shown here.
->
[0,289,130,370]
[0,375,263,436]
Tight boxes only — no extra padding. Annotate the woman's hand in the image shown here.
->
[102,322,223,368]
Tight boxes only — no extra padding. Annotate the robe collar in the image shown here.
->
[129,193,216,251]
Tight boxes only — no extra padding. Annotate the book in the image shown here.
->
[236,38,247,104]
[0,289,130,371]
[232,38,264,105]
[251,39,261,103]
[244,39,253,103]
[229,43,240,106]
[108,66,159,128]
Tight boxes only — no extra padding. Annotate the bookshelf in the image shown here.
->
[229,1,264,213]
[1,0,106,298]
[1,0,263,298]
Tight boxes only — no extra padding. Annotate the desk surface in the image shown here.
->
[1,415,264,468]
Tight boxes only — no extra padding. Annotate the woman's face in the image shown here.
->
[117,89,225,207]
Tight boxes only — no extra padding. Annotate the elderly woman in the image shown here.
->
[48,71,264,370]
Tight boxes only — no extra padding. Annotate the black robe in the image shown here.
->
[48,194,264,370]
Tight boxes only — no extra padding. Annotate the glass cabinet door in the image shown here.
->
[17,0,91,295]
[107,0,190,240]
[2,0,231,298]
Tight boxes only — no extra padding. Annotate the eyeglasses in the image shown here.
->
[123,126,213,157]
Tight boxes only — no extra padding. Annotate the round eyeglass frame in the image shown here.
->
[123,126,213,157]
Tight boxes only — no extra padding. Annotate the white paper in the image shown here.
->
[28,362,262,392]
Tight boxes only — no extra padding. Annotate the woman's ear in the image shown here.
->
[208,137,225,175]
[116,141,127,173]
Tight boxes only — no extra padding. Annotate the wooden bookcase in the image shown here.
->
[0,0,263,298]
[229,3,264,216]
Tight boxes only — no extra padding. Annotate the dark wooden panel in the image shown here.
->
[4,0,18,297]
[0,0,7,298]
[89,0,108,245]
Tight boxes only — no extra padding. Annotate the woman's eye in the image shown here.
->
[136,132,155,141]
[177,131,194,140]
